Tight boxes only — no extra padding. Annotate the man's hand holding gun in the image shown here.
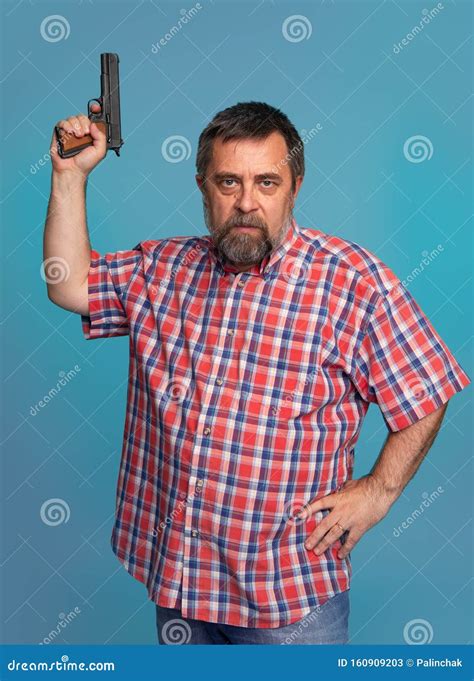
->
[44,52,123,318]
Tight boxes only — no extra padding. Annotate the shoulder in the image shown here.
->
[133,234,208,265]
[297,224,401,296]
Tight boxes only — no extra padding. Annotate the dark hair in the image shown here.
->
[196,101,305,192]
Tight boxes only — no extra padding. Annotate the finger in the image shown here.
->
[88,121,107,157]
[89,120,105,140]
[313,524,345,556]
[67,116,85,137]
[304,515,335,551]
[89,102,101,114]
[55,119,75,137]
[50,131,60,160]
[338,532,359,559]
[298,493,338,520]
[77,114,91,135]
[50,125,59,154]
[51,121,76,156]
[72,115,90,136]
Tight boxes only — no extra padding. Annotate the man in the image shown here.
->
[44,101,470,645]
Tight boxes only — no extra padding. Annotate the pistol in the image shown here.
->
[55,52,123,159]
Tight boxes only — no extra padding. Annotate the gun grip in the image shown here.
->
[55,121,107,159]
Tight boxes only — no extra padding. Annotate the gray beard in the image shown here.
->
[203,202,293,267]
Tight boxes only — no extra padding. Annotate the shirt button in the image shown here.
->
[191,530,199,538]
[176,561,183,570]
[196,479,204,488]
[215,378,223,385]
[203,427,211,435]
[227,329,234,336]
[237,280,245,288]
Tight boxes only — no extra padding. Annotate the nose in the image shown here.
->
[234,182,259,213]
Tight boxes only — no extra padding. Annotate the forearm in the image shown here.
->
[369,404,448,504]
[43,170,91,308]
[303,403,450,557]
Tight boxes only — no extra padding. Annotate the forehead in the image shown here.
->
[209,131,291,176]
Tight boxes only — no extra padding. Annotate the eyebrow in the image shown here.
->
[212,172,283,182]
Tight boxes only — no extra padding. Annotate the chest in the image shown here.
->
[129,267,362,421]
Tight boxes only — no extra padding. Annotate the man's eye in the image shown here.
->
[261,180,274,187]
[222,179,237,187]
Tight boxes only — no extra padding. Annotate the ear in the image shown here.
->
[290,175,304,205]
[196,174,205,193]
[293,175,303,199]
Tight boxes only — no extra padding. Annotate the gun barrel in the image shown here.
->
[100,52,123,155]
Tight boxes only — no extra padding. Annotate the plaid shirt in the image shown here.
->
[81,218,470,628]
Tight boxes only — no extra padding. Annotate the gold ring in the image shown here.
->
[335,521,345,533]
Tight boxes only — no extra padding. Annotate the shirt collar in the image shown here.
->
[202,217,301,279]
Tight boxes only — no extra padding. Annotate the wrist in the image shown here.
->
[51,169,88,194]
[367,472,401,505]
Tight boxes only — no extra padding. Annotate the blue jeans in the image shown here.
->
[155,590,350,645]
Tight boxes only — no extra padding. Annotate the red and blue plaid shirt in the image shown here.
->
[81,218,470,628]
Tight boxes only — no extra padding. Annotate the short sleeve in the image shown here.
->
[350,283,471,431]
[81,245,143,340]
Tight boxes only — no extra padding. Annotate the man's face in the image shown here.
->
[196,131,303,270]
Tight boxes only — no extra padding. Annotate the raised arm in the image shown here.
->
[43,103,106,315]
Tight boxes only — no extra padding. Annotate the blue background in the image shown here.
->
[1,0,472,647]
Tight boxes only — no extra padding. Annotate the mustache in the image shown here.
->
[222,216,267,231]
